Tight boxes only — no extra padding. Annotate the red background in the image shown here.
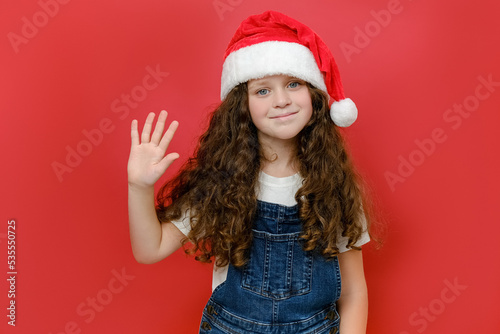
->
[1,0,499,333]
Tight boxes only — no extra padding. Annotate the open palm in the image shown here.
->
[127,110,179,188]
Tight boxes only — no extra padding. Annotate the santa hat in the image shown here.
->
[220,10,357,127]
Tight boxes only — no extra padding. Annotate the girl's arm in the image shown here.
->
[127,110,184,264]
[337,249,368,333]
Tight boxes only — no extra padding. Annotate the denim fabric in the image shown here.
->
[199,201,341,334]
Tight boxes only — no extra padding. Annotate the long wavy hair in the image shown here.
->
[156,82,370,268]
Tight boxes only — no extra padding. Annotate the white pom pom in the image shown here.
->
[330,98,358,127]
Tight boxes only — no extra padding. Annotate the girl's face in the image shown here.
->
[247,75,313,145]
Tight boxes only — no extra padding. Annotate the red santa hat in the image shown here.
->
[220,10,357,127]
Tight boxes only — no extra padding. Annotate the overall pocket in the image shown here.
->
[242,230,313,300]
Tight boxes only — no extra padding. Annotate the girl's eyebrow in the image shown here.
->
[248,79,270,88]
[248,76,296,88]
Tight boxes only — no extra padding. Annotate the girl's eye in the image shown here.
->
[288,81,300,88]
[257,89,269,96]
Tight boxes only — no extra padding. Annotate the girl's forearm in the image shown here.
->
[128,184,163,264]
[337,288,368,334]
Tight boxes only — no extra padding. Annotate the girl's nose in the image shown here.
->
[273,89,292,108]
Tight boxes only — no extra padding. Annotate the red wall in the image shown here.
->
[1,0,499,333]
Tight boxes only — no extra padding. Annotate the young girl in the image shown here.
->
[128,11,371,334]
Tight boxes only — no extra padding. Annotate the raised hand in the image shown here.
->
[127,110,179,188]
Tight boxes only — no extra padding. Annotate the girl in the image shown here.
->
[128,11,371,334]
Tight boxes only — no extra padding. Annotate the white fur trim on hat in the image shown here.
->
[330,98,358,127]
[221,41,327,100]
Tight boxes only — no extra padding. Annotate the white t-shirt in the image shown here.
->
[172,171,370,291]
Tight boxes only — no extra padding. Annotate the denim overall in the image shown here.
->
[199,201,341,334]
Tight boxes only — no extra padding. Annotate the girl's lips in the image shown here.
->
[270,111,298,119]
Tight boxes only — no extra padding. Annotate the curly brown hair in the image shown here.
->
[156,83,370,268]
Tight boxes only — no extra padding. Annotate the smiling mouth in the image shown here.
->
[270,112,298,119]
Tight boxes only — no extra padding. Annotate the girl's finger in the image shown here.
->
[141,112,156,143]
[130,119,140,146]
[157,152,180,174]
[150,110,168,144]
[159,120,179,152]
